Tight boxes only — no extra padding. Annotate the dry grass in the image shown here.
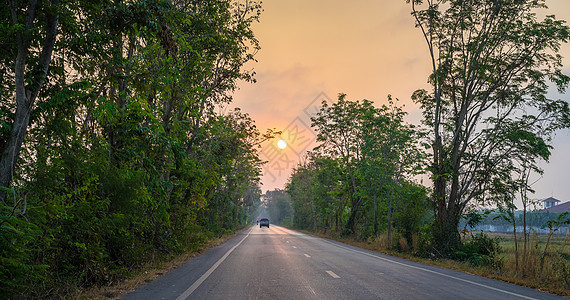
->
[76,230,243,299]
[486,232,569,296]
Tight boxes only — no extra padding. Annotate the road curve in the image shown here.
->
[122,225,563,300]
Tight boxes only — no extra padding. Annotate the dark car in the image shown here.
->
[259,218,269,228]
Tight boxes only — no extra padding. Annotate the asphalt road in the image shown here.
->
[123,225,564,300]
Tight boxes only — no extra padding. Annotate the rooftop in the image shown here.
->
[541,197,560,203]
[538,201,570,213]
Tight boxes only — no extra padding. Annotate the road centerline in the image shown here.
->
[326,270,340,278]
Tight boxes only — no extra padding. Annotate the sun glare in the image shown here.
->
[277,139,287,149]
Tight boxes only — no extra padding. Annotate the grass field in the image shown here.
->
[481,232,569,295]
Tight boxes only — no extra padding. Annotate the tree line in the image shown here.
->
[1,0,267,297]
[275,0,570,258]
[284,95,430,250]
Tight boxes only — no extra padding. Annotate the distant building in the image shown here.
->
[541,197,560,209]
[538,197,569,213]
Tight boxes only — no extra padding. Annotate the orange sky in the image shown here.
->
[231,0,570,204]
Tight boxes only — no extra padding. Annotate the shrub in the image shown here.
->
[455,232,503,269]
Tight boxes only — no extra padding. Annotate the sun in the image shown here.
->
[277,139,287,149]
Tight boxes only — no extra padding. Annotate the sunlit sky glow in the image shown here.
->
[231,0,570,205]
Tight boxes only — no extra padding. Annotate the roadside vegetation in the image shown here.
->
[1,0,267,298]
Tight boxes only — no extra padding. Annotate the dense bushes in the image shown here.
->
[454,233,503,268]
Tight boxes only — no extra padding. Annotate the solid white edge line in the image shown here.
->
[176,228,252,300]
[321,240,539,300]
[326,270,340,278]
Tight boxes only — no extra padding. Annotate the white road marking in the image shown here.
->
[305,282,317,295]
[321,240,539,300]
[176,228,252,300]
[286,241,290,243]
[304,254,311,258]
[326,270,340,278]
[292,246,297,248]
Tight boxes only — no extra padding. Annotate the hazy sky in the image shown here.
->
[231,0,570,205]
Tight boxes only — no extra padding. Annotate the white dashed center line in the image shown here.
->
[326,271,340,278]
[304,254,311,258]
[292,246,297,248]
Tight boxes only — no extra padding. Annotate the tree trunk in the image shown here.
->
[1,0,58,204]
[513,212,519,274]
[387,185,394,248]
[344,163,361,235]
[344,200,360,235]
[432,136,461,255]
[522,203,527,272]
[373,192,378,237]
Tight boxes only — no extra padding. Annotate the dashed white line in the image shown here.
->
[304,254,311,258]
[326,270,340,278]
[292,246,297,248]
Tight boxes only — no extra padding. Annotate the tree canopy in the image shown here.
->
[408,0,570,254]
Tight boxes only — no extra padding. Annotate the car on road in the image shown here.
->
[259,218,269,228]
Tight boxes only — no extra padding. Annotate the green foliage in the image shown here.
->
[0,0,264,297]
[409,0,570,256]
[542,212,570,232]
[288,94,429,243]
[455,233,503,269]
[264,189,293,226]
[392,182,430,245]
[0,201,47,297]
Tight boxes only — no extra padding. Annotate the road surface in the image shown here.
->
[123,225,563,299]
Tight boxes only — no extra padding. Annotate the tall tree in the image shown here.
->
[311,94,375,234]
[359,96,424,241]
[408,0,570,254]
[1,0,61,203]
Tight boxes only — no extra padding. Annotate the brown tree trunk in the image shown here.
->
[432,137,461,255]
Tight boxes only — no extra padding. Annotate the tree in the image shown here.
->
[408,0,570,255]
[1,0,61,203]
[311,94,376,235]
[287,161,318,229]
[264,189,293,225]
[359,96,424,242]
[1,0,266,296]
